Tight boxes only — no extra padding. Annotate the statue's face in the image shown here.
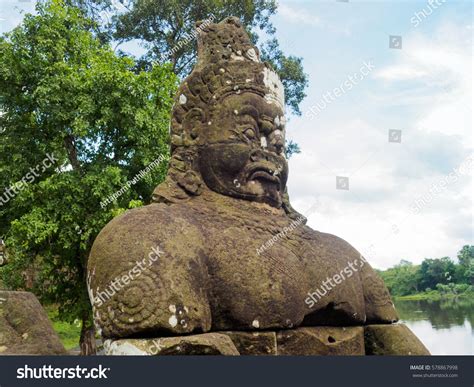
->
[198,92,288,207]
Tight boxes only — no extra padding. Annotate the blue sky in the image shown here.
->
[273,0,472,269]
[1,0,472,269]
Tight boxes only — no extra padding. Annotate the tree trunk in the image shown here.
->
[79,312,97,356]
[64,135,81,172]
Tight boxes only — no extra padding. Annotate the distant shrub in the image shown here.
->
[454,284,470,293]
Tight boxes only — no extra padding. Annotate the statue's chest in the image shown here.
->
[191,203,312,283]
[204,213,311,288]
[200,216,312,328]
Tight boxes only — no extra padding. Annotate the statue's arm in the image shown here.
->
[303,229,398,324]
[87,203,212,338]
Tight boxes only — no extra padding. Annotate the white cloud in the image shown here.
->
[286,22,472,270]
[374,22,472,143]
[375,65,428,81]
[277,2,351,36]
[0,0,36,34]
[278,4,322,26]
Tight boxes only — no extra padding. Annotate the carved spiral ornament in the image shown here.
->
[99,270,165,335]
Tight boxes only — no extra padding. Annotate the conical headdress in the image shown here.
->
[153,16,299,218]
[170,16,285,150]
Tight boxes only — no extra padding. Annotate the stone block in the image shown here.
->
[276,326,364,355]
[0,291,66,355]
[104,332,240,356]
[364,324,430,355]
[222,331,276,355]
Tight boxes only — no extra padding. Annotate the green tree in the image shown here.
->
[0,0,177,354]
[379,260,420,296]
[285,140,301,160]
[456,245,474,284]
[419,257,456,291]
[67,0,308,117]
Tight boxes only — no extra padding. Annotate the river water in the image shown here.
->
[394,298,473,355]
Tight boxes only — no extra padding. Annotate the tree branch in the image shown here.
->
[64,134,81,171]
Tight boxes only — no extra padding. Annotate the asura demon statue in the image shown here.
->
[88,17,429,356]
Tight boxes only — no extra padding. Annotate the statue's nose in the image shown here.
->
[250,138,284,162]
[250,149,270,162]
[269,130,285,155]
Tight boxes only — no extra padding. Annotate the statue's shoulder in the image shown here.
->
[105,202,200,230]
[88,202,213,337]
[302,227,361,260]
[93,202,205,253]
[307,228,398,322]
[303,228,398,323]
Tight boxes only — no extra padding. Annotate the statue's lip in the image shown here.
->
[248,168,281,184]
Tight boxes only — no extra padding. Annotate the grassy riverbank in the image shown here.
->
[394,289,474,301]
[46,307,81,350]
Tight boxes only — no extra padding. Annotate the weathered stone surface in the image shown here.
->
[364,324,430,355]
[86,15,426,356]
[104,333,239,356]
[222,331,276,355]
[0,291,66,355]
[88,17,399,342]
[276,326,365,355]
[104,325,431,356]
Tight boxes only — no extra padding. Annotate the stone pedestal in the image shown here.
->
[104,333,240,356]
[276,327,364,355]
[364,324,430,355]
[0,291,66,355]
[223,331,277,355]
[105,324,430,356]
[105,326,364,356]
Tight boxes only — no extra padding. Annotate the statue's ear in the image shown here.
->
[183,108,206,145]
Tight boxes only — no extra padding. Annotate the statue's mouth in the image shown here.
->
[250,169,281,184]
[247,165,281,186]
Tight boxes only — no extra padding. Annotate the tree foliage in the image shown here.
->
[379,260,420,296]
[419,257,456,290]
[456,245,474,284]
[0,0,177,353]
[66,0,308,116]
[379,245,474,297]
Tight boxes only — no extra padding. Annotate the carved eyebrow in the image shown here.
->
[238,105,259,120]
[259,114,275,127]
[236,115,260,138]
[260,114,275,123]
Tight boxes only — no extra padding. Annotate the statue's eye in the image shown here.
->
[260,120,275,135]
[243,127,256,139]
[237,116,258,141]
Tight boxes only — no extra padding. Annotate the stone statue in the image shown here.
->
[0,291,66,355]
[88,17,429,355]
